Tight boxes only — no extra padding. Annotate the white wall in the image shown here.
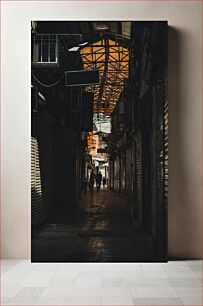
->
[1,1,202,259]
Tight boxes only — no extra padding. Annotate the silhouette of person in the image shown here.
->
[81,175,88,194]
[89,170,95,193]
[95,171,102,191]
[103,177,106,187]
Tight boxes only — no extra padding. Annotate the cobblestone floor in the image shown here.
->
[32,188,158,262]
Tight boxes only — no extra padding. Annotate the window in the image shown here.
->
[32,34,58,64]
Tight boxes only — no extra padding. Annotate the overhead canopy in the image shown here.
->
[80,39,129,115]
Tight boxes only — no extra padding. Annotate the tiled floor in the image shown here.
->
[1,260,202,305]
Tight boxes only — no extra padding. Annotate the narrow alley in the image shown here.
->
[32,188,156,262]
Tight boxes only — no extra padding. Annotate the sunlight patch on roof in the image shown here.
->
[80,39,129,115]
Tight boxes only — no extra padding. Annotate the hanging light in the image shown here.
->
[68,46,80,52]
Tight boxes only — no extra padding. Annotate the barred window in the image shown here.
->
[32,34,58,64]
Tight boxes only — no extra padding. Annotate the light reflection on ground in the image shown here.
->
[32,189,157,262]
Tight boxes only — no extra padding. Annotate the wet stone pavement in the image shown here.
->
[32,188,157,262]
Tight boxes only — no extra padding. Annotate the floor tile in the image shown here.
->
[193,271,202,279]
[102,287,132,298]
[57,263,83,271]
[103,263,142,272]
[124,277,172,287]
[2,287,22,299]
[169,277,202,287]
[1,259,25,265]
[103,270,144,278]
[2,272,31,287]
[1,259,202,306]
[175,287,202,298]
[143,271,168,278]
[7,260,34,273]
[186,260,202,266]
[3,296,39,305]
[17,271,56,287]
[140,263,166,272]
[102,277,123,287]
[81,263,102,271]
[78,270,102,278]
[1,265,15,274]
[47,277,76,288]
[1,299,10,305]
[166,261,187,266]
[41,287,101,298]
[102,297,134,305]
[133,297,183,305]
[164,265,192,272]
[54,270,80,278]
[189,264,202,272]
[166,271,197,278]
[180,296,203,305]
[74,277,102,287]
[15,287,45,298]
[32,263,59,272]
[35,297,102,305]
[133,286,179,298]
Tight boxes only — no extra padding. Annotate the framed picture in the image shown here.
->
[31,20,168,262]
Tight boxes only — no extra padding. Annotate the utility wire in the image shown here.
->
[32,74,64,88]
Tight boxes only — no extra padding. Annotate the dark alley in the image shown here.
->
[32,188,157,262]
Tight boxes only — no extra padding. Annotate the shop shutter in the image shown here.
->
[114,156,120,192]
[134,131,142,226]
[31,111,54,227]
[130,21,168,260]
[31,137,42,226]
[110,160,114,189]
[121,153,126,193]
[151,94,158,239]
[125,147,131,195]
[163,68,168,258]
[155,66,168,260]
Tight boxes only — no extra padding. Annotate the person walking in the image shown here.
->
[89,170,95,193]
[81,175,88,194]
[103,177,106,188]
[95,171,102,191]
